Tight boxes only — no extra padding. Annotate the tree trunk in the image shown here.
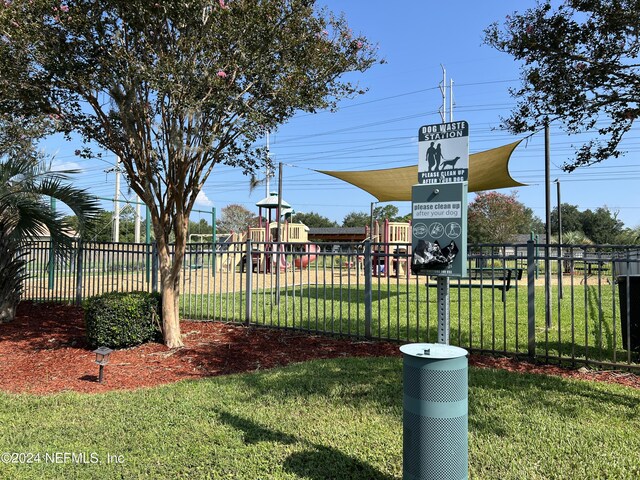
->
[156,240,184,348]
[161,279,183,348]
[0,300,16,323]
[0,233,24,324]
[148,199,192,348]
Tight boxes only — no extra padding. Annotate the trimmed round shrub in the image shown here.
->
[84,291,162,349]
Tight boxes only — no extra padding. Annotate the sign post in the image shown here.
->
[412,121,469,345]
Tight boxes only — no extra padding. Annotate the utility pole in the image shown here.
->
[265,131,273,196]
[449,78,454,122]
[439,65,447,123]
[265,131,270,196]
[113,156,121,243]
[439,65,455,122]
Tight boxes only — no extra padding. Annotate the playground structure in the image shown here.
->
[211,192,316,273]
[293,243,319,269]
[215,228,316,273]
[210,217,412,278]
[371,220,412,278]
[192,190,412,277]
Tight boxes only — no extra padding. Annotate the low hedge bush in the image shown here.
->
[84,291,162,348]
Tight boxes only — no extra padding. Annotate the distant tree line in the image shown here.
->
[551,204,640,245]
[65,196,640,246]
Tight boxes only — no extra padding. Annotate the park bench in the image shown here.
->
[429,267,523,302]
[572,255,612,283]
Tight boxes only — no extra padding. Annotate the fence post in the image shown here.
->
[75,241,84,306]
[364,240,372,339]
[151,242,159,293]
[211,207,216,274]
[48,198,56,291]
[145,236,151,285]
[527,240,536,359]
[245,239,252,325]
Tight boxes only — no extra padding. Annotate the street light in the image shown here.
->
[93,346,113,383]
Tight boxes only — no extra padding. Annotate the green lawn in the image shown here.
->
[181,281,636,366]
[1,357,638,479]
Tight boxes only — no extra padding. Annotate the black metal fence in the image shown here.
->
[20,239,640,370]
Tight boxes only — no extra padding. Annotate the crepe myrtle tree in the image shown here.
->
[468,191,541,244]
[216,204,256,234]
[0,0,378,347]
[485,0,640,171]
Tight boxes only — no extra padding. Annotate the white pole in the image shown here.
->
[113,156,121,243]
[134,194,141,243]
[265,131,271,196]
[440,65,446,123]
[450,78,454,122]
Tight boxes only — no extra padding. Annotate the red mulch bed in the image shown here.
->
[0,302,638,395]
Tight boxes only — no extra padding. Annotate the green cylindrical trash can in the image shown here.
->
[400,343,468,480]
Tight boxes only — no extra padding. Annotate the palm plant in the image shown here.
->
[0,156,99,322]
[557,230,593,246]
[554,230,594,274]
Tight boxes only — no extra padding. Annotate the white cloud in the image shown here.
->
[195,190,214,207]
[50,160,83,173]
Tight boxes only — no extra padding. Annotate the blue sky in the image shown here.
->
[45,1,640,230]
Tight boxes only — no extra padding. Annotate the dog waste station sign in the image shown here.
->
[411,182,467,277]
[418,121,469,185]
[412,120,469,279]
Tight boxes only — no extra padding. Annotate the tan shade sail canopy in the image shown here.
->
[318,140,525,202]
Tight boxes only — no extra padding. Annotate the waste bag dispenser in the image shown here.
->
[400,343,468,480]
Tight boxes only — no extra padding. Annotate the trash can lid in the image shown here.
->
[400,343,468,359]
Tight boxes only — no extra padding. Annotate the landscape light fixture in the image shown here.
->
[93,346,113,383]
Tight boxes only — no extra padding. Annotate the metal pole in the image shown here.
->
[145,205,151,243]
[370,202,375,241]
[275,162,283,305]
[146,205,151,284]
[439,64,447,123]
[245,239,252,325]
[134,194,141,243]
[113,156,120,243]
[449,78,454,122]
[437,276,450,345]
[151,242,158,293]
[527,240,536,359]
[364,240,372,338]
[211,207,216,273]
[544,122,552,328]
[75,241,84,305]
[535,234,540,280]
[48,197,56,290]
[265,131,271,197]
[556,179,563,299]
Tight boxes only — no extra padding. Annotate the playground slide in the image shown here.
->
[294,244,319,269]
